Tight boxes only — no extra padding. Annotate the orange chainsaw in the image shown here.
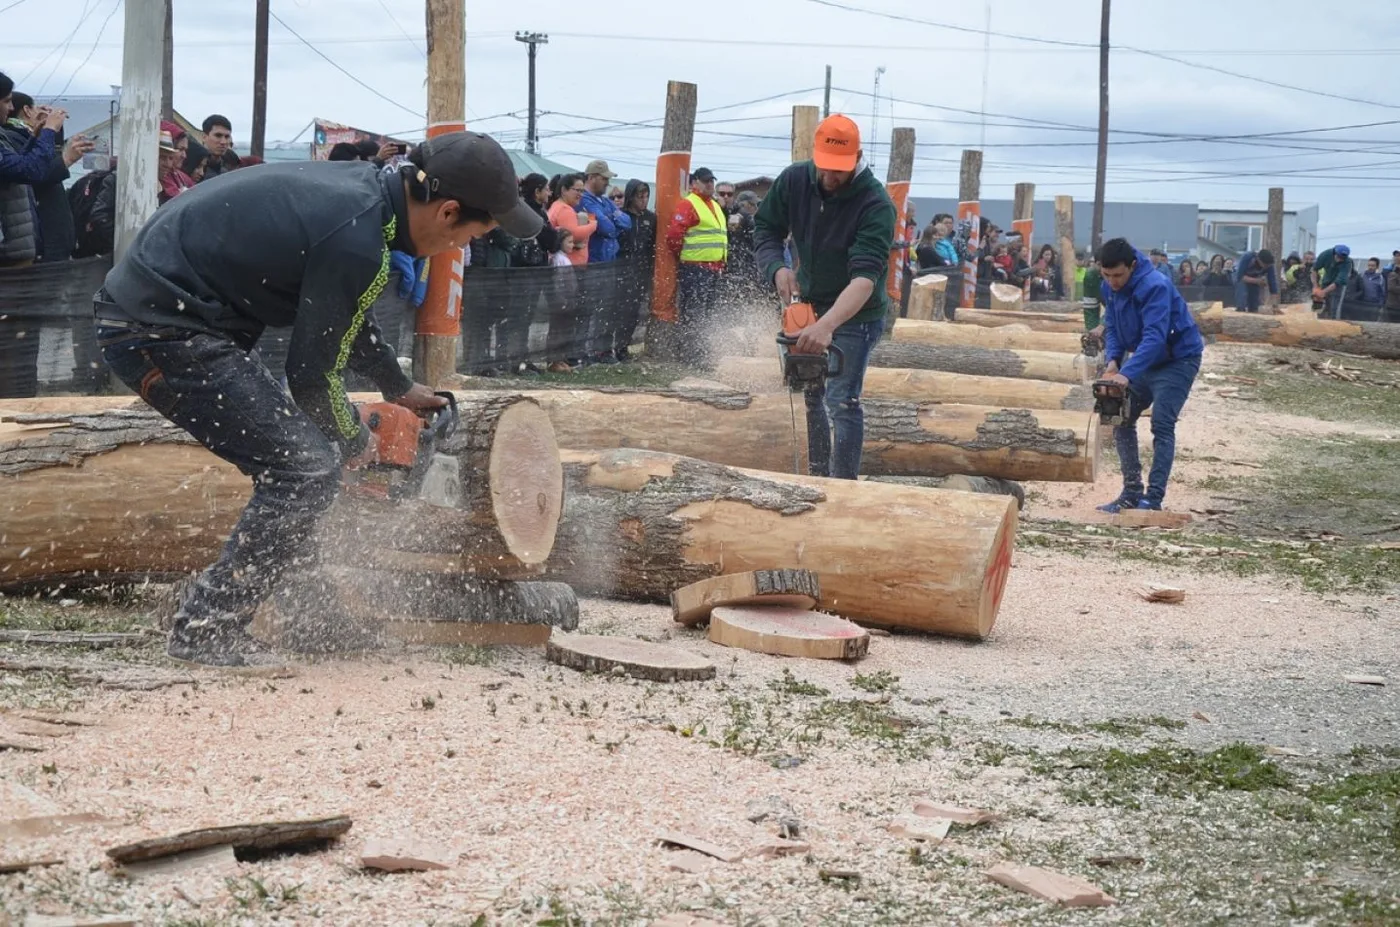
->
[343,392,460,506]
[775,298,843,391]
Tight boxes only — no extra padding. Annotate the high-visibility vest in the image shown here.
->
[680,193,728,264]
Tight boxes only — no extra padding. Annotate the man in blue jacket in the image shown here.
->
[1094,238,1205,514]
[1234,249,1277,313]
[579,159,633,364]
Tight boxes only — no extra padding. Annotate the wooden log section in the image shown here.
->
[708,605,870,660]
[714,356,1093,411]
[671,569,821,627]
[952,309,1085,333]
[907,274,948,321]
[865,474,1025,510]
[989,282,1024,311]
[871,341,1094,384]
[459,387,1097,483]
[1206,307,1400,359]
[545,447,1018,638]
[893,318,1084,354]
[0,395,563,588]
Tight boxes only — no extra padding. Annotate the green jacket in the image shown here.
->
[753,160,897,326]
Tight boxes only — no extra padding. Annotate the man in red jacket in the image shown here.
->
[666,166,728,365]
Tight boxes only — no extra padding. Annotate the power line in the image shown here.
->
[23,0,96,91]
[268,10,424,120]
[372,0,425,59]
[802,0,1094,49]
[50,0,121,101]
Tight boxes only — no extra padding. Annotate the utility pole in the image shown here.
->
[251,0,269,158]
[646,80,697,360]
[823,65,832,117]
[160,0,173,121]
[514,32,548,155]
[870,65,885,173]
[958,149,983,310]
[791,105,819,163]
[1091,0,1110,253]
[414,0,467,388]
[116,0,163,261]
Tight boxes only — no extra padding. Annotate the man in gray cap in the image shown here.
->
[96,131,541,668]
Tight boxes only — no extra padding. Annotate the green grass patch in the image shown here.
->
[1049,743,1292,808]
[767,668,830,697]
[1243,355,1400,429]
[850,670,900,693]
[0,590,156,634]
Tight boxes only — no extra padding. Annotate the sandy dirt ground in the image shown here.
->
[2,343,1398,926]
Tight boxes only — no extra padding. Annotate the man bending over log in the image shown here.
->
[754,114,897,479]
[1093,238,1205,515]
[95,132,541,667]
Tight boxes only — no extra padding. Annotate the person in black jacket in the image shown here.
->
[97,131,541,667]
[505,173,560,373]
[4,92,94,260]
[614,178,657,361]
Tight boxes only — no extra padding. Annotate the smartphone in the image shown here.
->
[394,143,408,155]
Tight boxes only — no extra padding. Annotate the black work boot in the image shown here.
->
[167,614,286,669]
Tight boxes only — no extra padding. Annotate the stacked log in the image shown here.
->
[870,341,1094,384]
[892,318,1084,354]
[951,309,1085,333]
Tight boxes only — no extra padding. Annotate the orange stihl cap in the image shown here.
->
[813,114,860,172]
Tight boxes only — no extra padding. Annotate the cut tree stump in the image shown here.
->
[989,282,1024,311]
[0,395,563,588]
[255,566,578,651]
[871,341,1093,384]
[952,308,1084,333]
[714,356,1094,411]
[707,606,870,660]
[547,635,716,682]
[984,861,1117,907]
[451,387,1097,483]
[892,318,1084,354]
[360,837,456,872]
[105,815,353,864]
[670,570,821,627]
[906,274,948,321]
[547,448,1017,639]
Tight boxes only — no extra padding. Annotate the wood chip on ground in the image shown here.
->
[888,814,951,843]
[912,800,1003,825]
[984,861,1118,907]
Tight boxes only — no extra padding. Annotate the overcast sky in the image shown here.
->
[8,0,1400,257]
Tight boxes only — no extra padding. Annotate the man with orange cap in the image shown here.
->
[753,114,897,479]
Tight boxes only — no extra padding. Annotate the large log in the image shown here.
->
[713,356,1093,411]
[546,447,1018,638]
[459,386,1097,483]
[907,274,948,321]
[870,341,1094,384]
[0,396,563,588]
[893,318,1084,354]
[952,309,1085,333]
[989,282,1024,311]
[1204,306,1400,359]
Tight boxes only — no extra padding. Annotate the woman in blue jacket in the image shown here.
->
[1094,238,1206,514]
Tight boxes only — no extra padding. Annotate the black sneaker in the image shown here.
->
[167,619,286,670]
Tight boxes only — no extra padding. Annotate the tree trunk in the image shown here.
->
[714,356,1093,411]
[1209,309,1400,359]
[455,387,1097,483]
[871,341,1094,384]
[952,309,1085,333]
[546,447,1018,639]
[865,474,1025,509]
[990,283,1024,311]
[907,274,948,321]
[893,318,1084,354]
[0,396,563,588]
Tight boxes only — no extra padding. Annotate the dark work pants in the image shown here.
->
[677,263,723,366]
[805,318,883,480]
[97,322,342,632]
[1114,353,1202,506]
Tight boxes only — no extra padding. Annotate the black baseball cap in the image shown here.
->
[409,131,541,238]
[691,166,716,182]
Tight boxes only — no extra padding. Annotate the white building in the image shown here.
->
[1198,204,1319,258]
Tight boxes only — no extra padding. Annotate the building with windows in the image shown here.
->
[1197,204,1318,258]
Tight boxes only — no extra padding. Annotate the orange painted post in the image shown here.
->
[648,81,697,340]
[884,127,915,307]
[1012,182,1035,305]
[958,150,982,309]
[414,0,466,388]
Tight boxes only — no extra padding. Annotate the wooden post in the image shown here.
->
[115,0,163,262]
[647,80,697,338]
[1091,0,1111,252]
[1265,187,1284,308]
[251,0,269,159]
[159,0,173,122]
[413,0,467,389]
[1054,196,1076,301]
[884,127,916,308]
[1012,182,1035,304]
[958,149,983,309]
[791,105,820,163]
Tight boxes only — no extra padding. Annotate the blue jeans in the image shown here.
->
[1114,353,1202,505]
[97,321,342,632]
[805,318,883,480]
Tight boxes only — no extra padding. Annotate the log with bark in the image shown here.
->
[0,396,564,588]
[453,387,1097,483]
[951,309,1085,333]
[714,356,1093,411]
[892,318,1084,354]
[906,274,948,321]
[545,447,1018,638]
[870,341,1094,384]
[1203,306,1400,359]
[864,474,1025,509]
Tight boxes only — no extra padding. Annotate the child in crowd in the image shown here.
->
[551,229,575,268]
[546,229,580,373]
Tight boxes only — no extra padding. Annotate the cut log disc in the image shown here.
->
[486,400,565,565]
[707,606,870,660]
[670,569,821,627]
[546,634,716,682]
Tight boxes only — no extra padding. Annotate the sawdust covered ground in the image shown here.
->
[2,343,1398,926]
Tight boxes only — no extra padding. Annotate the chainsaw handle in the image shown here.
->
[776,334,845,378]
[425,391,458,443]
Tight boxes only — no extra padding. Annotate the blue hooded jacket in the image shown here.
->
[580,188,633,263]
[1100,248,1205,382]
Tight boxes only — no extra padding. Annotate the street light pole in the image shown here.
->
[514,31,548,155]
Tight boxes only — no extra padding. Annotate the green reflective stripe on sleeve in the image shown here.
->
[326,217,395,440]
